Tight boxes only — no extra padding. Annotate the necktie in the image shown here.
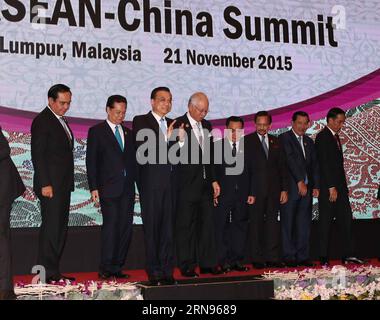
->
[232,142,237,157]
[59,116,72,147]
[297,136,306,159]
[298,136,308,184]
[114,125,124,151]
[261,135,268,159]
[335,133,342,152]
[196,122,203,148]
[159,117,167,136]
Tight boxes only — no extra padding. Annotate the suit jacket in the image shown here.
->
[214,137,251,201]
[0,128,25,205]
[31,107,74,194]
[245,132,288,197]
[173,113,216,200]
[279,130,320,199]
[86,121,137,198]
[315,126,348,194]
[132,111,174,190]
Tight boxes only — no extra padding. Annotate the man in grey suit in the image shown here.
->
[0,127,25,300]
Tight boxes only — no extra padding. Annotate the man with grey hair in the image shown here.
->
[174,92,222,277]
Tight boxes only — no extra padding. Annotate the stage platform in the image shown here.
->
[12,259,380,300]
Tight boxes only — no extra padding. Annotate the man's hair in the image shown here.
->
[254,111,272,124]
[151,87,171,99]
[226,116,244,127]
[106,95,127,109]
[292,111,310,122]
[327,107,346,122]
[48,84,71,100]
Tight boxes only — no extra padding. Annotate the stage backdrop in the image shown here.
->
[0,0,379,227]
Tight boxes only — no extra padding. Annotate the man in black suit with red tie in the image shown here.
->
[214,116,251,273]
[31,84,75,283]
[174,92,222,277]
[279,111,320,268]
[245,111,288,269]
[86,95,137,280]
[315,107,364,266]
[0,127,25,300]
[132,87,177,286]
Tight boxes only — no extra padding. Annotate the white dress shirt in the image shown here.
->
[106,119,124,149]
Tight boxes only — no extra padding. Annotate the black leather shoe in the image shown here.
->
[113,272,130,279]
[231,263,249,272]
[266,261,286,268]
[199,267,223,275]
[47,274,76,283]
[98,271,113,280]
[252,262,266,269]
[0,290,17,300]
[297,260,316,267]
[162,277,177,285]
[221,264,232,273]
[319,257,330,266]
[148,279,163,286]
[342,257,365,265]
[180,270,199,278]
[283,260,298,268]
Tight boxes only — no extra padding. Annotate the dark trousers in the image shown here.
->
[175,185,218,272]
[214,196,248,266]
[249,195,281,263]
[140,182,175,279]
[37,190,71,278]
[280,194,312,262]
[0,203,13,291]
[318,189,353,258]
[99,188,134,274]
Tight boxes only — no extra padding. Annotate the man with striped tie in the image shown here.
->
[86,95,137,280]
[31,84,75,283]
[245,111,288,269]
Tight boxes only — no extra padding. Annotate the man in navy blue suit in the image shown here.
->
[279,111,320,267]
[132,87,178,286]
[214,116,251,273]
[86,95,137,279]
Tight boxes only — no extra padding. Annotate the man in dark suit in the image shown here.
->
[214,116,251,273]
[246,111,288,269]
[315,107,364,266]
[86,95,137,280]
[132,87,177,286]
[279,111,320,267]
[0,127,25,300]
[31,84,75,283]
[174,92,222,277]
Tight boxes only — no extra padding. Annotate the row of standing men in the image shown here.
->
[0,84,367,297]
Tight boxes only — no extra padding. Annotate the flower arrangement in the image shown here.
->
[14,280,143,300]
[263,265,380,300]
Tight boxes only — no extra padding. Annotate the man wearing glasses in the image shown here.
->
[174,92,222,277]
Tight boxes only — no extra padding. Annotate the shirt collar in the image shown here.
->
[106,119,121,131]
[326,125,337,136]
[186,112,201,127]
[152,111,166,123]
[47,105,62,120]
[292,129,303,140]
[257,132,268,141]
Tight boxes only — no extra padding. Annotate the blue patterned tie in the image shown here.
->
[115,125,123,151]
